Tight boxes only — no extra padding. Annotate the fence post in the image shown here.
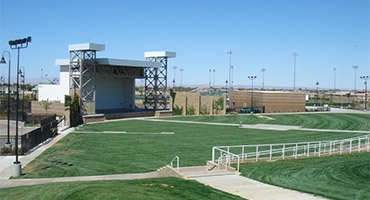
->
[358,137,361,153]
[269,144,272,160]
[282,144,285,160]
[295,143,298,159]
[307,143,310,157]
[256,145,259,162]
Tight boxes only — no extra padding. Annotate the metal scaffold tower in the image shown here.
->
[69,43,105,114]
[144,51,176,110]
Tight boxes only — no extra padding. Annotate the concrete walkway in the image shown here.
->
[192,174,327,200]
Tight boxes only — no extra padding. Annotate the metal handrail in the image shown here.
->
[213,135,369,163]
[169,156,179,171]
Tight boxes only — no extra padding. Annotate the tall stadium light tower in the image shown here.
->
[227,50,232,101]
[352,65,358,92]
[209,69,211,87]
[8,36,32,177]
[179,68,184,91]
[333,68,336,91]
[261,68,266,90]
[173,66,177,88]
[360,75,369,111]
[213,69,216,87]
[0,51,11,149]
[292,52,299,91]
[248,75,257,113]
[230,65,234,90]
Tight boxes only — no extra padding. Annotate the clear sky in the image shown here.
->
[0,0,369,90]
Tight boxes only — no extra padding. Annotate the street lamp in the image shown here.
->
[172,66,177,89]
[19,66,26,122]
[261,68,266,90]
[209,69,211,87]
[316,81,319,106]
[292,52,299,91]
[0,51,12,149]
[8,36,32,177]
[230,65,234,90]
[213,69,216,87]
[179,68,184,91]
[360,75,369,111]
[248,75,257,113]
[352,66,358,92]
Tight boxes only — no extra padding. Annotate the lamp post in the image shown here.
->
[227,50,232,89]
[230,65,234,90]
[292,52,298,91]
[248,75,257,113]
[8,36,32,177]
[261,68,266,90]
[0,51,12,149]
[360,75,369,111]
[172,66,177,89]
[19,66,25,122]
[213,69,216,87]
[179,68,183,91]
[209,69,211,88]
[316,81,319,106]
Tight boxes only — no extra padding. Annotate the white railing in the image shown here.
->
[169,156,179,171]
[215,149,240,172]
[212,135,369,166]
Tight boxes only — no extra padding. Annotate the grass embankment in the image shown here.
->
[21,118,364,178]
[166,113,370,130]
[239,152,370,200]
[0,177,244,200]
[7,113,369,199]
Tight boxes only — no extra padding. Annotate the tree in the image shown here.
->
[70,94,82,127]
[39,99,52,115]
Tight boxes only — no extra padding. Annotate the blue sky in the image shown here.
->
[0,0,369,90]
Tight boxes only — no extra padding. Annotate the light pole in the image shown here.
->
[213,69,216,87]
[230,65,234,90]
[360,75,369,111]
[292,52,299,91]
[248,75,257,113]
[172,66,177,89]
[352,65,358,92]
[179,68,184,91]
[209,69,211,88]
[333,68,336,91]
[20,66,25,122]
[0,51,12,149]
[227,50,232,89]
[332,67,336,107]
[316,81,319,106]
[8,36,32,177]
[261,68,266,90]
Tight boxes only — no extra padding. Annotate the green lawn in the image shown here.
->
[0,177,244,200]
[239,152,370,200]
[166,113,370,130]
[21,119,365,178]
[7,113,370,199]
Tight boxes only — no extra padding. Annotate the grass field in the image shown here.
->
[1,113,369,199]
[239,152,370,200]
[0,177,244,200]
[21,118,366,178]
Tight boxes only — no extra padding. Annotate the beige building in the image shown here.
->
[229,90,306,113]
[170,90,226,116]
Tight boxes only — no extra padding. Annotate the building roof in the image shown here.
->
[144,51,176,58]
[55,58,161,68]
[38,78,54,85]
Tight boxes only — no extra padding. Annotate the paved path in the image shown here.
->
[191,174,327,200]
